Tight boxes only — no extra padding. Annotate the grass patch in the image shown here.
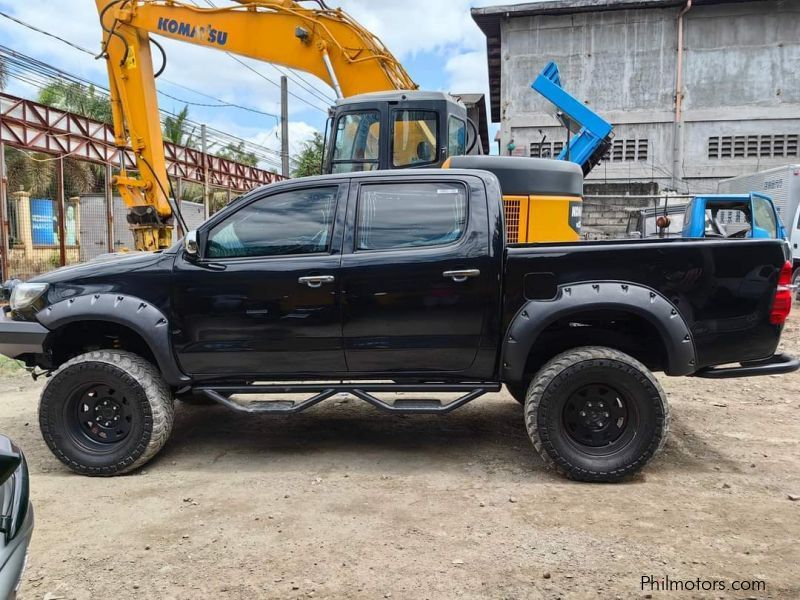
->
[0,355,25,373]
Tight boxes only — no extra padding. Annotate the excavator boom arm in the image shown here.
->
[95,0,416,250]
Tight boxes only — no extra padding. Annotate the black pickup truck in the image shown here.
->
[0,166,797,482]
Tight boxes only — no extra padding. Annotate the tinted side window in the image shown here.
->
[356,182,467,251]
[207,186,338,258]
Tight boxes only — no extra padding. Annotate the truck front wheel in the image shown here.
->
[39,350,174,476]
[506,382,528,405]
[524,346,669,482]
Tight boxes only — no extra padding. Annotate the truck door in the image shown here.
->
[170,183,348,377]
[339,176,497,375]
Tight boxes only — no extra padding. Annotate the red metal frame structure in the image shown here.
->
[0,91,284,279]
[0,92,283,189]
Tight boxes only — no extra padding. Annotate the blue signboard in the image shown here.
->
[30,198,57,246]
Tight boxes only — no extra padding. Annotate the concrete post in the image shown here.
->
[55,157,66,266]
[0,140,8,281]
[12,191,32,255]
[105,164,114,253]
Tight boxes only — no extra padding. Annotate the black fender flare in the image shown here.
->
[501,281,696,382]
[36,293,189,387]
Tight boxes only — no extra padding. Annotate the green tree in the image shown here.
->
[34,80,105,196]
[4,147,52,196]
[291,132,324,178]
[216,141,258,167]
[4,148,96,198]
[38,81,113,123]
[162,105,196,147]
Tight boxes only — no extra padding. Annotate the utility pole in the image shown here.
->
[56,156,66,267]
[105,164,114,253]
[201,123,210,219]
[0,139,9,282]
[280,76,290,178]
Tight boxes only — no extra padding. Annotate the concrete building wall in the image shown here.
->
[497,0,800,194]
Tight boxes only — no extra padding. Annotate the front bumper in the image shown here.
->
[694,352,800,379]
[0,313,48,359]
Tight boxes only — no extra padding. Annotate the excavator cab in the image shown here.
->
[323,91,480,174]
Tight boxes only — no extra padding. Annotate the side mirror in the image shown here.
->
[184,230,199,257]
[0,436,21,486]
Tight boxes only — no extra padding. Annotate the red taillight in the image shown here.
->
[769,261,793,325]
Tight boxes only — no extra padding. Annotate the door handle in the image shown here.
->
[298,275,335,288]
[442,269,480,283]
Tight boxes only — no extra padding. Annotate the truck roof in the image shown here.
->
[258,168,498,187]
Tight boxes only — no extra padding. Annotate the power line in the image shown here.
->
[0,46,283,164]
[197,0,332,113]
[219,52,330,114]
[0,46,284,168]
[196,0,336,106]
[0,10,282,121]
[0,9,313,165]
[0,10,97,56]
[268,62,336,105]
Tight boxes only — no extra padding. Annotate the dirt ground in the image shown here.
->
[2,322,799,600]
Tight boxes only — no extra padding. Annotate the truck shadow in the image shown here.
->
[162,396,542,474]
[158,395,743,478]
[653,411,743,475]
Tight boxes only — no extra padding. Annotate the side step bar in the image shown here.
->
[693,352,800,379]
[195,382,501,415]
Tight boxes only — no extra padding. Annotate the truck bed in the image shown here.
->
[504,237,791,369]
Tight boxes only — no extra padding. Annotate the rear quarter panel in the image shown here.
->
[504,238,790,369]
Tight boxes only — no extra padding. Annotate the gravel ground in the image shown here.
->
[2,321,799,600]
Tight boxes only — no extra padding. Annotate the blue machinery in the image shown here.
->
[681,193,787,239]
[531,62,614,175]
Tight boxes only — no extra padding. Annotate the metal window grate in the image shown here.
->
[503,198,521,243]
[531,139,648,162]
[529,141,565,158]
[604,138,649,162]
[637,139,648,161]
[708,135,800,159]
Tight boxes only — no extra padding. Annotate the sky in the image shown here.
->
[0,0,536,169]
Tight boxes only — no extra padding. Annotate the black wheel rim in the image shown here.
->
[562,383,632,451]
[68,383,134,446]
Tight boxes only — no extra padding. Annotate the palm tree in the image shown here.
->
[162,105,196,147]
[4,147,52,196]
[217,141,258,167]
[38,81,113,124]
[34,80,111,196]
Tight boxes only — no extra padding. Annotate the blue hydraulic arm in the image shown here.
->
[531,62,614,175]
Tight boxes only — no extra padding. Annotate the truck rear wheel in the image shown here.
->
[39,350,174,476]
[524,346,669,482]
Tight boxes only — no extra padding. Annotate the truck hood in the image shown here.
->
[30,251,168,284]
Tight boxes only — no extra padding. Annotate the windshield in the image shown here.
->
[330,111,380,174]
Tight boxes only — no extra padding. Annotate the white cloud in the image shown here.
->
[0,0,540,158]
[249,121,318,158]
[445,50,490,98]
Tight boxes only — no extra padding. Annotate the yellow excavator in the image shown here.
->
[95,0,582,250]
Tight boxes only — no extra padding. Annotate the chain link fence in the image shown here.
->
[1,147,217,282]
